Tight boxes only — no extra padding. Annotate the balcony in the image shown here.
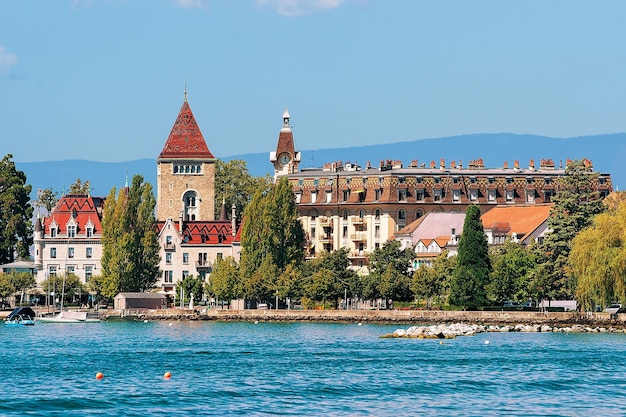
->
[318,216,332,226]
[349,251,369,258]
[350,232,367,241]
[164,242,176,251]
[318,235,333,243]
[350,216,365,224]
[195,260,213,271]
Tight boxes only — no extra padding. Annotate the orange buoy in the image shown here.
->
[95,372,104,380]
[164,371,172,380]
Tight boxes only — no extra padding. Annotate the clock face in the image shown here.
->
[280,154,291,165]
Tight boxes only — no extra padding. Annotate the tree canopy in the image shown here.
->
[239,177,305,285]
[0,154,33,264]
[541,159,606,299]
[98,175,160,299]
[571,192,626,311]
[214,159,272,220]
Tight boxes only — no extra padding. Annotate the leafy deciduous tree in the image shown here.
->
[571,192,626,311]
[99,175,160,299]
[0,154,33,264]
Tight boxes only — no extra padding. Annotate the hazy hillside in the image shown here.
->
[17,133,625,199]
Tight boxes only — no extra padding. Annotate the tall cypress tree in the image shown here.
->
[0,154,33,263]
[449,204,491,309]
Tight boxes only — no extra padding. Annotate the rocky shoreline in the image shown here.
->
[383,322,626,339]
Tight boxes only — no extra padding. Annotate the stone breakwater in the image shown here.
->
[383,322,626,339]
[104,308,626,329]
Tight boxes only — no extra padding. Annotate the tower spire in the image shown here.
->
[184,77,188,103]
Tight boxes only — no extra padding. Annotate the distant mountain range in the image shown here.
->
[17,133,625,199]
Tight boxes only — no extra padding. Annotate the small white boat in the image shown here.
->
[37,310,100,323]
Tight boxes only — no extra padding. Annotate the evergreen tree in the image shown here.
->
[541,159,606,299]
[0,154,33,264]
[99,175,160,299]
[449,205,491,309]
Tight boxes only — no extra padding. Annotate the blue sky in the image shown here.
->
[1,0,625,163]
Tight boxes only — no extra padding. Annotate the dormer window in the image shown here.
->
[86,227,93,238]
[50,227,57,238]
[67,225,76,238]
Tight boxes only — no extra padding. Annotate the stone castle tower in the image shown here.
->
[156,91,216,222]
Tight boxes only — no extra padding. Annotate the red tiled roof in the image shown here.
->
[43,195,104,235]
[158,100,215,160]
[481,204,553,238]
[156,221,238,245]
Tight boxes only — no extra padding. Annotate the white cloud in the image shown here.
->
[257,0,345,16]
[173,0,207,9]
[0,46,18,77]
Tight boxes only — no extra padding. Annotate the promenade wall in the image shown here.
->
[105,308,626,327]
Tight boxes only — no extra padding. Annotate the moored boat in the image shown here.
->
[37,310,100,323]
[5,307,36,326]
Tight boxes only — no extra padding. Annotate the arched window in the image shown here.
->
[415,209,424,219]
[358,209,365,219]
[398,209,406,220]
[342,210,349,221]
[375,209,381,220]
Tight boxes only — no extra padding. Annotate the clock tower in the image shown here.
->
[270,109,301,180]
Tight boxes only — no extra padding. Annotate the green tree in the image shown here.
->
[0,154,33,264]
[214,159,272,219]
[487,241,537,304]
[571,192,626,311]
[244,256,278,302]
[366,240,415,303]
[450,205,491,309]
[276,263,304,303]
[305,267,341,308]
[541,159,606,299]
[206,256,242,303]
[99,175,160,299]
[40,273,83,306]
[179,275,204,305]
[69,178,91,195]
[35,187,58,215]
[0,271,35,305]
[239,177,305,283]
[411,252,455,309]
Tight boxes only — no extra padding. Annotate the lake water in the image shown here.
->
[2,320,625,416]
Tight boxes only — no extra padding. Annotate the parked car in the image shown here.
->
[503,301,520,308]
[604,304,622,314]
[522,300,534,308]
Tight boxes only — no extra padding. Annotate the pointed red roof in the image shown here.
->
[158,100,215,160]
[275,109,295,157]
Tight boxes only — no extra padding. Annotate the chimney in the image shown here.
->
[514,160,520,170]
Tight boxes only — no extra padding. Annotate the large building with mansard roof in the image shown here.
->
[155,91,241,297]
[270,112,613,274]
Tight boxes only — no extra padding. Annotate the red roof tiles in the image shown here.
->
[158,100,215,160]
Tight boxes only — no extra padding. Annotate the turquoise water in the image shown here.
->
[2,321,626,416]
